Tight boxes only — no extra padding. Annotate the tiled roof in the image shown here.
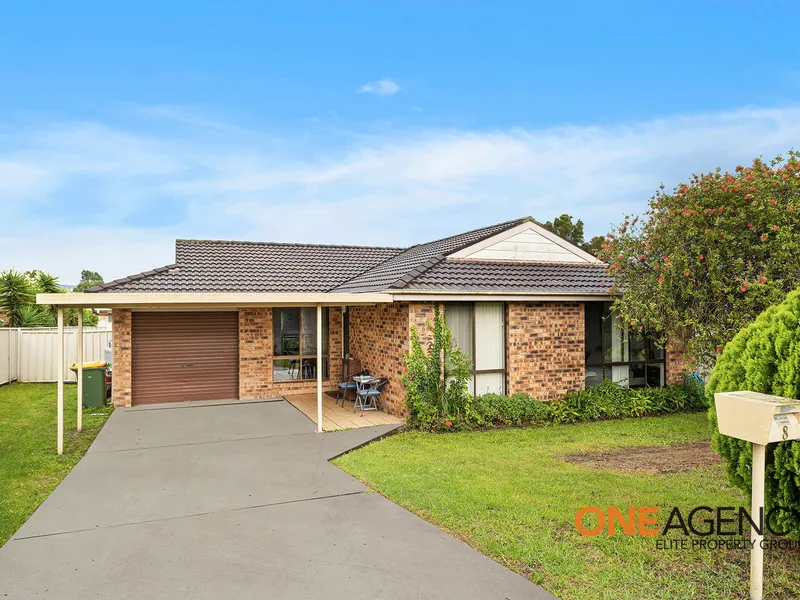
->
[86,217,613,296]
[330,218,527,293]
[86,241,403,293]
[400,260,612,293]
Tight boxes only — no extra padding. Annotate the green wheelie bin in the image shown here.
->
[69,361,109,408]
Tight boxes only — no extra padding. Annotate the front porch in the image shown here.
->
[284,392,404,431]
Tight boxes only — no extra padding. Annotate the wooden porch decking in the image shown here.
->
[284,392,404,431]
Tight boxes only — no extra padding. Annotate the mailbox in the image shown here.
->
[714,390,800,600]
[715,390,800,445]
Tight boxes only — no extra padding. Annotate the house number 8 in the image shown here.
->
[783,425,789,441]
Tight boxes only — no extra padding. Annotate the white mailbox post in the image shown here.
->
[715,391,800,600]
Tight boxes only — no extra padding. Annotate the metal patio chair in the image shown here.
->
[354,377,388,415]
[337,379,358,406]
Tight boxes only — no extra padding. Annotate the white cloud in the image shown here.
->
[358,79,401,96]
[1,104,800,283]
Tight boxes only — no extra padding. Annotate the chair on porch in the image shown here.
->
[354,377,388,415]
[337,380,357,406]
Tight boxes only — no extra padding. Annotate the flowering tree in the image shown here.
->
[601,151,800,366]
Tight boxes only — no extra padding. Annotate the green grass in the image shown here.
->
[0,382,113,546]
[334,413,800,600]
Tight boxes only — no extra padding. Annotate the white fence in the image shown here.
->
[0,328,21,385]
[0,327,112,384]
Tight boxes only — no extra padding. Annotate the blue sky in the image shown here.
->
[1,1,799,283]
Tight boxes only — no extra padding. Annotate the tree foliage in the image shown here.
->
[542,214,606,257]
[707,289,800,536]
[543,214,585,247]
[74,269,104,293]
[601,151,800,365]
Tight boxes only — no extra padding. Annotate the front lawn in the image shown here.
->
[0,382,113,546]
[334,413,800,600]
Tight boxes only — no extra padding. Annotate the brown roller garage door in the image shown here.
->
[132,311,239,405]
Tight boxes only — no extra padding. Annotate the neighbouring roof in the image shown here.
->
[87,217,612,296]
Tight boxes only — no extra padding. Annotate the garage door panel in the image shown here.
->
[132,312,239,405]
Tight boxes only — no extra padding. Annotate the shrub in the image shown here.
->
[707,289,800,536]
[467,393,553,427]
[403,305,472,430]
[412,379,705,432]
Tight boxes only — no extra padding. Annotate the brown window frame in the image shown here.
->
[272,307,330,381]
[585,301,666,388]
[445,301,506,397]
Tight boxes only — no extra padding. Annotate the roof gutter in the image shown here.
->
[37,292,395,308]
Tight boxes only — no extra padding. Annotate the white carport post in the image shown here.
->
[316,304,323,433]
[57,307,64,455]
[76,309,83,432]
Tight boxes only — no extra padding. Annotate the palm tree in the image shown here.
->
[0,270,36,327]
[35,271,63,295]
[32,271,65,323]
[15,304,50,327]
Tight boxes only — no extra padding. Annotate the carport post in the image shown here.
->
[76,309,83,432]
[316,304,323,433]
[57,307,64,455]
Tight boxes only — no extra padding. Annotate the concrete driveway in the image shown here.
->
[0,399,555,600]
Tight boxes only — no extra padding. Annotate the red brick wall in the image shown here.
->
[409,302,439,349]
[506,302,585,400]
[666,337,692,385]
[239,308,273,399]
[348,303,411,416]
[241,307,342,398]
[116,301,689,409]
[111,309,132,407]
[329,307,343,388]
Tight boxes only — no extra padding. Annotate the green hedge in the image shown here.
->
[411,378,706,432]
[707,289,800,537]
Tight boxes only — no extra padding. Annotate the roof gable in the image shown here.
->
[448,220,600,263]
[330,218,526,293]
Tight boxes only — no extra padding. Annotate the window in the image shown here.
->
[445,302,505,396]
[584,302,665,388]
[273,307,329,381]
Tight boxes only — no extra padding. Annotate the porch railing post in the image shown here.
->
[57,307,64,455]
[77,309,83,432]
[317,304,323,433]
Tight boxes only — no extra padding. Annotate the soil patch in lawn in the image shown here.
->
[562,441,722,474]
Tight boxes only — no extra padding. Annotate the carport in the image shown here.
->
[36,292,393,454]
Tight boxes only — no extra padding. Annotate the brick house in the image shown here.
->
[43,217,688,426]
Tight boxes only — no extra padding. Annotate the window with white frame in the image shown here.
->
[445,302,505,396]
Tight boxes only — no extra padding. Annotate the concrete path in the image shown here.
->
[0,399,555,600]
